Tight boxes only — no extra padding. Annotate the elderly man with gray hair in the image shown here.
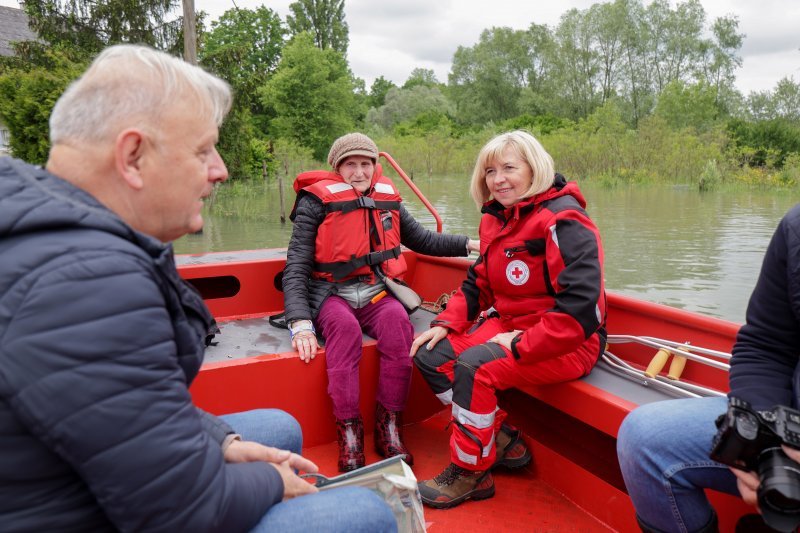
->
[0,45,395,532]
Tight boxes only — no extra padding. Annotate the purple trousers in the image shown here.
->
[315,294,414,420]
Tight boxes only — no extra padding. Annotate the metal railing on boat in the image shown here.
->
[601,335,730,399]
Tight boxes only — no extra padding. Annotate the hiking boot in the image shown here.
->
[374,403,414,466]
[336,417,365,472]
[418,463,495,509]
[494,423,532,469]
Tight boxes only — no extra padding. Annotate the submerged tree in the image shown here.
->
[286,0,348,55]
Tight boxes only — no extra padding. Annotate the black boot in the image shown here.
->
[336,417,365,472]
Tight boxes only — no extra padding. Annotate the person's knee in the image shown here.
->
[254,409,303,453]
[412,340,437,370]
[618,406,652,461]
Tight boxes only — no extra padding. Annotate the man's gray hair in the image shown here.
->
[49,44,232,144]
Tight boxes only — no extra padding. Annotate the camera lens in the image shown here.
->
[757,447,800,532]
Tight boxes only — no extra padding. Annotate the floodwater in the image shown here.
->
[174,175,798,324]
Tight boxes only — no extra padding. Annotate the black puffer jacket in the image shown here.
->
[0,158,281,532]
[283,194,469,323]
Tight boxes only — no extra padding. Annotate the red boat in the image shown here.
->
[178,154,751,532]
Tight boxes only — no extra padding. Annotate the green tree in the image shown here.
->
[551,8,601,119]
[259,32,355,161]
[698,15,743,109]
[0,47,85,162]
[201,7,284,113]
[403,68,439,89]
[22,0,182,56]
[655,80,719,131]
[366,85,453,130]
[286,0,348,55]
[368,75,397,108]
[449,25,553,124]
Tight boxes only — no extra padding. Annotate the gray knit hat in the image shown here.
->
[327,132,379,170]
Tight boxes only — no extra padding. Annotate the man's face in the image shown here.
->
[139,102,228,242]
[338,155,374,193]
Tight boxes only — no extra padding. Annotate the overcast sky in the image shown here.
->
[2,0,798,94]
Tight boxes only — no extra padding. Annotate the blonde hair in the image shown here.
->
[469,130,555,209]
[50,44,231,144]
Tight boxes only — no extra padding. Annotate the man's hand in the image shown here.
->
[488,330,522,351]
[224,440,319,473]
[410,326,448,357]
[271,460,319,500]
[467,239,480,253]
[292,331,319,363]
[731,467,760,510]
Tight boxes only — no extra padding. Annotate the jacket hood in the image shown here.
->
[481,173,586,219]
[0,157,168,258]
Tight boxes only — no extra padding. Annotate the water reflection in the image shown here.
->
[174,177,797,324]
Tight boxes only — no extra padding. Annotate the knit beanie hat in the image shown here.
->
[327,132,379,170]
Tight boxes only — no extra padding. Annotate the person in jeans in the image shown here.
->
[617,204,800,532]
[0,44,395,532]
[282,132,479,471]
[411,130,607,509]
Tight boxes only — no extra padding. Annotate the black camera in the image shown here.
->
[710,396,800,532]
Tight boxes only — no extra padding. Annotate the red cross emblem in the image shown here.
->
[506,260,529,286]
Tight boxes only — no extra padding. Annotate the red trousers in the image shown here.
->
[413,317,601,470]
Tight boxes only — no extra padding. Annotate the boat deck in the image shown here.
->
[302,407,612,532]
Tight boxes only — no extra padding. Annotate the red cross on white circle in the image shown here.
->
[506,260,529,286]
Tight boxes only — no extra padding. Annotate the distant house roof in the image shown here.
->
[0,5,36,57]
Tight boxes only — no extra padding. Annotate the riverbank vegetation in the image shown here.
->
[2,0,800,191]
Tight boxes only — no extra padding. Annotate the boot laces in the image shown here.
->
[433,463,470,486]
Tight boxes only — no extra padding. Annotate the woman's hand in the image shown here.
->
[292,330,319,363]
[410,326,448,357]
[488,330,522,351]
[467,239,480,253]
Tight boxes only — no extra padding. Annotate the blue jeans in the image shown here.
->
[617,397,740,532]
[221,409,397,533]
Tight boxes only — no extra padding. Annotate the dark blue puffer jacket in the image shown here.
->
[0,158,282,532]
[730,203,800,411]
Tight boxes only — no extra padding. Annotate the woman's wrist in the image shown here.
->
[289,319,315,339]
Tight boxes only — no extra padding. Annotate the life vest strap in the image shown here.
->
[314,246,402,280]
[327,198,401,214]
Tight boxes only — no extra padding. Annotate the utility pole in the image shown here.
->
[182,0,197,65]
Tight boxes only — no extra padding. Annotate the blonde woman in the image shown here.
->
[411,130,607,508]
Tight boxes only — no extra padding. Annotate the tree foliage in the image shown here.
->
[655,80,719,131]
[201,7,284,110]
[0,47,84,163]
[368,76,396,109]
[403,68,440,89]
[259,32,355,161]
[22,0,182,56]
[450,25,552,124]
[286,0,348,55]
[366,85,453,131]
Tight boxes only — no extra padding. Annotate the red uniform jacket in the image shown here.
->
[433,175,606,363]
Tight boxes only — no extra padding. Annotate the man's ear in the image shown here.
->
[115,128,146,190]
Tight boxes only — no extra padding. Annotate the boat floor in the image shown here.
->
[302,408,612,532]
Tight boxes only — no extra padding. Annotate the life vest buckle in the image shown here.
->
[356,196,377,209]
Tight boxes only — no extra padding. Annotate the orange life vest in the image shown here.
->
[291,169,407,283]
